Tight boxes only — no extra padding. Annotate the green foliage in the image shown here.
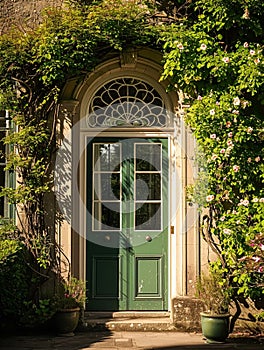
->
[255,310,264,322]
[55,276,87,310]
[19,299,57,328]
[0,220,21,262]
[0,247,31,326]
[161,0,264,301]
[85,0,156,50]
[196,271,231,314]
[0,222,55,329]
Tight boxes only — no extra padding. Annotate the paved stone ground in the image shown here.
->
[1,331,264,350]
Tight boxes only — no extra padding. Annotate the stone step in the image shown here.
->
[82,311,176,332]
[86,311,170,319]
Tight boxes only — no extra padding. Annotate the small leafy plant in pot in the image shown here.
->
[53,277,86,336]
[196,272,231,343]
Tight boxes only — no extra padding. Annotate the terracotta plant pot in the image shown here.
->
[200,312,230,343]
[53,307,80,336]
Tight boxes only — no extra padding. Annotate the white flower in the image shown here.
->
[252,198,259,203]
[259,198,264,203]
[242,100,249,108]
[250,49,255,55]
[210,133,216,139]
[247,126,253,133]
[255,156,261,162]
[227,140,233,146]
[206,195,215,202]
[200,43,207,50]
[252,256,261,262]
[233,165,240,172]
[239,199,249,206]
[197,95,203,100]
[177,43,184,50]
[210,109,215,115]
[228,132,233,138]
[254,58,260,64]
[233,97,240,106]
[244,42,249,48]
[220,149,226,154]
[223,228,232,235]
[223,57,230,63]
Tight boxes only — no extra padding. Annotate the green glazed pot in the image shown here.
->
[54,307,80,336]
[200,312,230,343]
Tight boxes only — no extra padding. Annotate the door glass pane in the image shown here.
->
[135,203,161,230]
[135,144,161,171]
[93,143,121,231]
[136,173,161,200]
[0,165,4,217]
[0,130,5,163]
[134,143,162,231]
[94,173,120,200]
[0,128,5,217]
[94,202,120,230]
[94,143,121,171]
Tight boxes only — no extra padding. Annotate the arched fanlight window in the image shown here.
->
[86,77,170,128]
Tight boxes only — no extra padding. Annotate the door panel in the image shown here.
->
[92,256,120,298]
[135,256,162,297]
[86,138,168,310]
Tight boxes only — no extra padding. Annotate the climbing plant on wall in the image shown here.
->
[0,0,159,327]
[160,0,264,303]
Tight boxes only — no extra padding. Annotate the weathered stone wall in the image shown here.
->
[0,0,63,34]
[172,297,204,332]
[172,297,264,334]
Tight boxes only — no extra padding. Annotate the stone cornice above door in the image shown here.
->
[120,49,138,68]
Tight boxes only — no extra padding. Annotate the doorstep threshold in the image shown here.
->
[85,311,170,319]
[82,311,175,332]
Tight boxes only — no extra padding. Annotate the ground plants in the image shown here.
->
[196,272,231,315]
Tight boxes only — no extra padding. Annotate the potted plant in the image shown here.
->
[53,276,86,336]
[196,272,231,343]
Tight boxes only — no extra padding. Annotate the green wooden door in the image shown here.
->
[86,138,168,310]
